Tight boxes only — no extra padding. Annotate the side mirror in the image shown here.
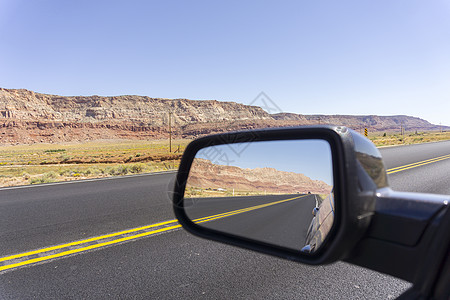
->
[185,138,334,253]
[172,125,450,297]
[172,126,386,264]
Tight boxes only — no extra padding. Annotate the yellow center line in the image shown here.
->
[387,154,450,174]
[0,219,179,263]
[0,224,182,272]
[0,195,305,272]
[386,154,450,172]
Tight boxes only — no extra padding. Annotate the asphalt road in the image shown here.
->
[380,140,450,194]
[0,140,449,299]
[0,172,177,256]
[185,194,316,250]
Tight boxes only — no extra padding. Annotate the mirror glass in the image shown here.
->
[184,139,334,253]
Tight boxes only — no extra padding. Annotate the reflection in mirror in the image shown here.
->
[184,139,334,253]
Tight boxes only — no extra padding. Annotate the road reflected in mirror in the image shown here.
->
[184,139,334,253]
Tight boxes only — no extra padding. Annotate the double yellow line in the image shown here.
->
[0,221,182,272]
[386,153,450,174]
[0,195,305,272]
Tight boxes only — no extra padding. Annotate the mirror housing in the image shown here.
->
[173,126,385,264]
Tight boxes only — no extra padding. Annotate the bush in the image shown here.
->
[45,171,58,179]
[129,163,144,173]
[106,165,129,176]
[30,171,58,184]
[60,154,71,163]
[84,167,101,176]
[44,149,66,153]
[59,169,71,176]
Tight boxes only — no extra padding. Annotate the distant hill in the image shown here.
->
[187,158,332,195]
[0,88,446,144]
[272,113,443,133]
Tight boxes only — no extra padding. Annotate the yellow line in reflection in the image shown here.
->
[195,195,306,224]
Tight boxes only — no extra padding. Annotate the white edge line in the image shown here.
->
[0,170,177,191]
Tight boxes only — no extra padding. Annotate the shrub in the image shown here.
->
[107,165,129,176]
[44,149,66,153]
[59,169,71,176]
[84,167,101,176]
[30,172,58,184]
[60,154,71,163]
[129,163,144,173]
[45,171,58,179]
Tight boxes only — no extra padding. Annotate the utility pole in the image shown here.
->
[168,111,172,153]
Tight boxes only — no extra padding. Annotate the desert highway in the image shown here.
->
[0,140,449,299]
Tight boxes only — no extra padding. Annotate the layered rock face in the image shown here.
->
[0,88,270,124]
[187,158,332,195]
[0,88,272,144]
[0,88,444,144]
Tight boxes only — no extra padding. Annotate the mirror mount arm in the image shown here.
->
[344,189,449,283]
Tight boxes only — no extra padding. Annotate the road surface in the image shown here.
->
[0,140,449,299]
[185,194,316,250]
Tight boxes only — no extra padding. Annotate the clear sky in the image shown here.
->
[1,0,449,125]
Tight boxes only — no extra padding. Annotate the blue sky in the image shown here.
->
[1,0,449,125]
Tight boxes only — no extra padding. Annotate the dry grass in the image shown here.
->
[1,131,449,188]
[0,139,190,187]
[368,131,450,147]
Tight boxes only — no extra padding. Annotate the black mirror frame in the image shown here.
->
[172,125,376,265]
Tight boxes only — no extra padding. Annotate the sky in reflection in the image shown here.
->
[196,139,333,186]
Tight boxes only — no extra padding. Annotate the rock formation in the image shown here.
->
[187,158,332,195]
[0,88,445,144]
